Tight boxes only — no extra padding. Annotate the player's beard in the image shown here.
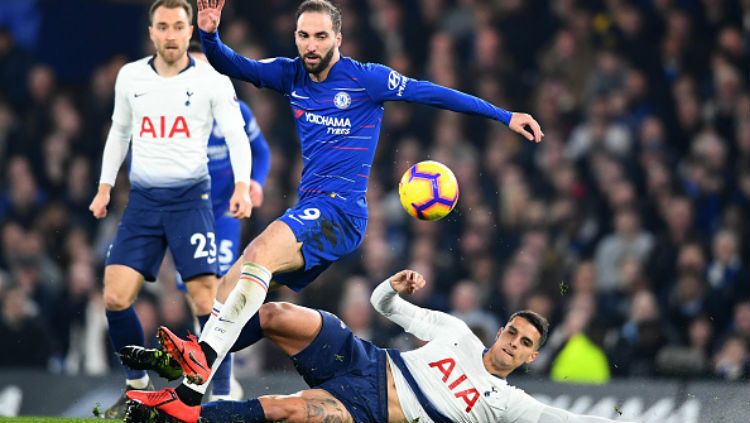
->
[158,43,186,66]
[301,46,335,75]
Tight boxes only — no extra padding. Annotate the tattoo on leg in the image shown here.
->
[303,398,351,423]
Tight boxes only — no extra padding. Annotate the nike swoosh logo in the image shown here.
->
[134,92,148,98]
[188,351,208,371]
[291,90,309,99]
[218,317,234,323]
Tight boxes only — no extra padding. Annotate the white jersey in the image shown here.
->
[392,327,541,423]
[372,281,638,423]
[101,56,248,189]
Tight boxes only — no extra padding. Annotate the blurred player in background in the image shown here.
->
[126,0,543,418]
[125,270,638,423]
[88,0,253,417]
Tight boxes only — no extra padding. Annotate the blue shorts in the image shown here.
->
[291,310,387,423]
[176,211,240,291]
[275,196,367,291]
[106,205,219,282]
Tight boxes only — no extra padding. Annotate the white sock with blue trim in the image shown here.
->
[199,262,271,369]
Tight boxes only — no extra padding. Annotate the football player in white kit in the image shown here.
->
[88,0,252,417]
[125,269,638,423]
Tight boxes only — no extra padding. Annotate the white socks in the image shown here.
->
[196,262,271,386]
[126,374,150,389]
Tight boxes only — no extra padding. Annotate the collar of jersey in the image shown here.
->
[147,54,196,76]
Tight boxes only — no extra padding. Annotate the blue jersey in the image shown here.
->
[200,30,511,218]
[208,100,271,216]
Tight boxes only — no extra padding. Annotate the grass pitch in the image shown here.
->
[0,418,103,422]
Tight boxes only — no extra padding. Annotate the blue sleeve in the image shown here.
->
[199,29,295,94]
[240,101,271,186]
[359,63,512,126]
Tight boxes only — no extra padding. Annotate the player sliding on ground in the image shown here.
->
[125,0,543,418]
[124,270,637,423]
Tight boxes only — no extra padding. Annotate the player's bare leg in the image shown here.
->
[126,303,353,423]
[257,390,353,423]
[216,220,303,301]
[103,265,145,311]
[102,265,153,418]
[134,220,306,415]
[126,389,352,423]
[257,302,323,354]
[183,274,218,316]
[251,304,351,422]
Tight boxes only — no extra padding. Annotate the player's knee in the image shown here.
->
[259,302,297,333]
[242,242,265,263]
[103,290,132,311]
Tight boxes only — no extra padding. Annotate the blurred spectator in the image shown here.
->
[712,335,749,380]
[547,293,611,383]
[0,287,54,368]
[449,279,499,344]
[610,289,677,376]
[594,207,655,293]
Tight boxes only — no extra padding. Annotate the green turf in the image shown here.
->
[0,418,103,422]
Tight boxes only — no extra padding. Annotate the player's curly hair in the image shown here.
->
[149,0,193,25]
[509,310,550,349]
[296,0,342,34]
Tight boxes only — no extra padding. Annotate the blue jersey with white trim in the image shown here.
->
[200,30,511,217]
[208,100,270,216]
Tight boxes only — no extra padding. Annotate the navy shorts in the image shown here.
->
[176,211,240,291]
[291,310,387,423]
[275,196,367,291]
[106,205,219,282]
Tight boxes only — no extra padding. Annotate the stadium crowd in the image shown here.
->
[1,0,749,383]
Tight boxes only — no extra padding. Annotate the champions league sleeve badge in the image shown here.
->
[334,91,352,110]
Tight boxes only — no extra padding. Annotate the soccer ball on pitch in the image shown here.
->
[398,160,459,221]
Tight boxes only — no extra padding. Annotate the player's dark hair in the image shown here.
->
[149,0,193,25]
[296,0,342,33]
[509,310,549,349]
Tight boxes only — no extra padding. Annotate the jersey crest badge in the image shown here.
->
[185,90,194,107]
[334,91,351,110]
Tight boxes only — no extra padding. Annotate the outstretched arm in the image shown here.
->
[197,0,294,93]
[506,389,639,423]
[370,270,469,341]
[360,63,543,142]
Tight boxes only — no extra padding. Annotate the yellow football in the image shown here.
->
[398,160,459,221]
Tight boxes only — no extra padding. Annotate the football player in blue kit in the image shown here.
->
[125,0,544,419]
[184,43,271,401]
[119,41,271,403]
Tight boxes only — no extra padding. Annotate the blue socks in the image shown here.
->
[231,313,263,352]
[212,354,233,396]
[201,398,265,423]
[198,314,210,331]
[106,307,146,380]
